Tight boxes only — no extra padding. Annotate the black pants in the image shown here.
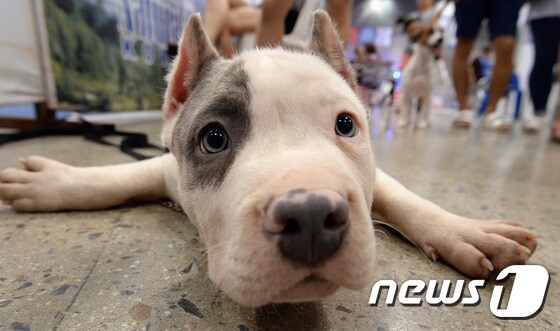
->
[529,17,560,114]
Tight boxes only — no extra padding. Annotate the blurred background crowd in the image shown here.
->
[0,0,558,143]
[198,0,560,142]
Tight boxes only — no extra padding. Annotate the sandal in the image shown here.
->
[523,115,545,133]
[484,111,512,131]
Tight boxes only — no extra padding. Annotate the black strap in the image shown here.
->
[0,118,166,161]
[0,121,113,145]
[84,125,166,160]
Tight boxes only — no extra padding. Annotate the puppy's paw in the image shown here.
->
[419,218,537,279]
[0,156,75,212]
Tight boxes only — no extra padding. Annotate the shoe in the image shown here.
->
[453,110,475,128]
[523,115,545,133]
[483,111,512,131]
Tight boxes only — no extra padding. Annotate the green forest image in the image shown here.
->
[45,0,177,112]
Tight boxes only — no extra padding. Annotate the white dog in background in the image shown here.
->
[398,17,444,129]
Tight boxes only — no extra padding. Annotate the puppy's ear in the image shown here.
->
[308,10,357,89]
[162,13,219,147]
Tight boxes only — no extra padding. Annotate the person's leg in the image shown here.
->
[529,18,560,115]
[553,51,560,142]
[524,18,560,132]
[483,0,523,119]
[553,102,560,143]
[226,5,262,36]
[229,0,251,7]
[484,36,515,116]
[451,0,483,127]
[203,0,258,54]
[218,29,236,57]
[218,5,262,57]
[202,0,230,44]
[256,0,293,47]
[452,38,475,115]
[326,0,354,46]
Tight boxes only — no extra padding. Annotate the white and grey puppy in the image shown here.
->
[398,25,443,129]
[0,12,536,307]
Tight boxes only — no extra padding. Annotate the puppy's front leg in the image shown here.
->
[416,94,431,129]
[397,93,412,129]
[372,168,537,278]
[0,154,174,212]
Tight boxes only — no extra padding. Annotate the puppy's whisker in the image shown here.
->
[196,245,224,265]
[374,229,389,249]
[373,227,390,241]
[372,219,431,261]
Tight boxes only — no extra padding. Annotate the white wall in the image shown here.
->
[0,0,56,107]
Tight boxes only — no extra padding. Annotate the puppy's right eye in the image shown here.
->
[335,113,357,137]
[201,126,229,154]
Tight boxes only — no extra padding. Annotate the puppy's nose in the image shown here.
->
[264,189,349,267]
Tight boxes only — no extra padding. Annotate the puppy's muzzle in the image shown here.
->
[263,189,349,267]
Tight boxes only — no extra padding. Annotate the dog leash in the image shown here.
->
[82,122,167,161]
[0,120,115,145]
[0,115,167,161]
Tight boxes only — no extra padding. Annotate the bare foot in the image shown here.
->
[415,216,537,278]
[0,156,130,212]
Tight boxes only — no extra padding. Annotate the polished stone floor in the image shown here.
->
[0,109,558,330]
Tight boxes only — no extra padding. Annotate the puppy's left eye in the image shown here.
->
[335,113,357,137]
[201,126,229,154]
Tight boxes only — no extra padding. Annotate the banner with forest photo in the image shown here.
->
[44,0,204,112]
